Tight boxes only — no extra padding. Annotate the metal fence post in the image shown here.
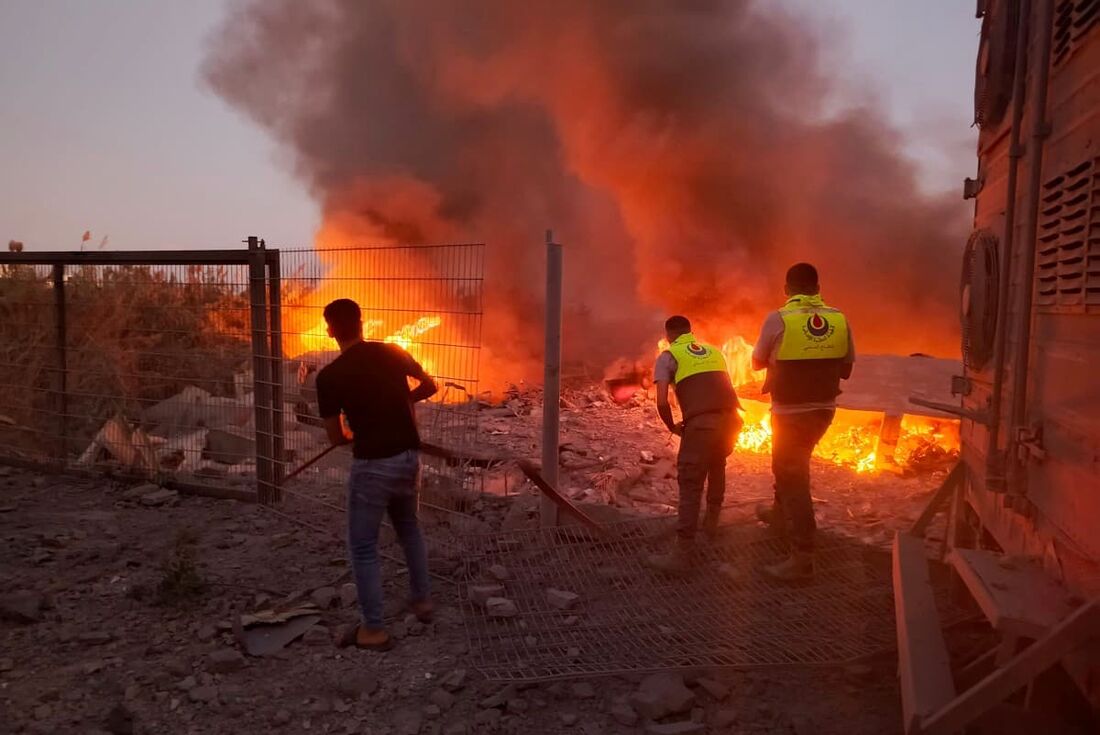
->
[51,264,68,462]
[541,230,563,527]
[266,248,285,500]
[247,236,276,504]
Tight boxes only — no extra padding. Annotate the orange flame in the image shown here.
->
[658,336,959,473]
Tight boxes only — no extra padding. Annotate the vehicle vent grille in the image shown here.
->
[1036,157,1100,312]
[1053,0,1100,67]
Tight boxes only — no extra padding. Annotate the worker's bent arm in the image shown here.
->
[655,381,679,434]
[409,369,438,403]
[324,416,352,446]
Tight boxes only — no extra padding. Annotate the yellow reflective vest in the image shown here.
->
[664,334,739,420]
[771,295,850,405]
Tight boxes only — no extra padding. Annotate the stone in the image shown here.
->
[610,703,639,726]
[630,673,696,721]
[694,677,730,701]
[178,676,197,691]
[196,625,218,642]
[140,488,179,507]
[302,626,332,646]
[105,702,134,735]
[310,586,337,609]
[429,688,456,711]
[545,588,579,610]
[506,698,529,714]
[485,597,517,618]
[440,668,467,692]
[339,583,358,607]
[188,686,218,704]
[712,709,737,728]
[474,709,502,727]
[443,723,469,735]
[206,649,246,674]
[204,428,255,465]
[571,682,596,699]
[486,564,511,581]
[640,450,656,464]
[424,704,442,719]
[691,707,705,723]
[78,631,113,645]
[272,709,292,725]
[560,712,578,727]
[0,591,43,623]
[479,685,516,709]
[469,584,505,606]
[0,658,14,672]
[645,723,705,735]
[333,671,379,699]
[124,483,159,500]
[392,709,424,735]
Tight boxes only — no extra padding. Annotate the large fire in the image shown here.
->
[658,337,959,474]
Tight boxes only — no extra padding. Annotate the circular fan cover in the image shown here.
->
[961,229,1000,370]
[974,0,1020,128]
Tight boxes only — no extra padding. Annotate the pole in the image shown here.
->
[247,236,275,504]
[541,230,563,527]
[267,248,285,499]
[52,264,68,461]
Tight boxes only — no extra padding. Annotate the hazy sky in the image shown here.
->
[0,1,978,252]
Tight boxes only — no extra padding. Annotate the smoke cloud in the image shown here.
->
[204,0,968,381]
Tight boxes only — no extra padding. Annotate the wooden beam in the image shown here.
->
[910,462,964,538]
[921,600,1100,735]
[948,547,1078,639]
[893,532,957,734]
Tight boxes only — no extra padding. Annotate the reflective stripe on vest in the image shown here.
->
[666,333,728,383]
[776,295,849,361]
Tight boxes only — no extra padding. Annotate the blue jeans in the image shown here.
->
[346,450,430,628]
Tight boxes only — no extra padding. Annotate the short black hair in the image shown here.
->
[323,298,362,342]
[785,262,819,294]
[665,315,691,336]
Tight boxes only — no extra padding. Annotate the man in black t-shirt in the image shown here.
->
[314,298,438,651]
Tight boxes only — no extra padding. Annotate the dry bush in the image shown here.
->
[0,263,252,456]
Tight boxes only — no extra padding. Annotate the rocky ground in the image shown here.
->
[0,455,925,735]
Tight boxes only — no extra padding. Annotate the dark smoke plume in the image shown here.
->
[204,0,968,380]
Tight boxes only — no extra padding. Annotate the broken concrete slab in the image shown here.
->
[486,564,511,581]
[204,428,255,465]
[545,588,579,610]
[694,677,730,701]
[310,586,337,609]
[240,614,321,657]
[429,688,456,711]
[339,583,357,608]
[439,669,468,693]
[610,702,639,726]
[630,673,696,721]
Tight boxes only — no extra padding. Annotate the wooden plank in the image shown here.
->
[910,463,963,538]
[893,532,957,734]
[921,600,1100,735]
[517,460,609,538]
[948,547,1079,639]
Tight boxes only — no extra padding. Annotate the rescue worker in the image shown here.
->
[649,315,742,573]
[751,263,855,582]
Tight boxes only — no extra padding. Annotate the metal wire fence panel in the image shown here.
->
[273,244,484,505]
[459,521,964,681]
[0,257,262,494]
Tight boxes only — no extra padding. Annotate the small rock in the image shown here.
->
[571,682,596,699]
[0,658,14,672]
[310,587,337,609]
[469,584,505,606]
[206,649,246,674]
[78,631,113,645]
[566,646,581,659]
[479,685,516,709]
[610,702,639,726]
[630,673,696,721]
[560,712,578,726]
[694,677,729,701]
[34,704,52,720]
[188,686,218,704]
[545,588,579,610]
[443,724,469,735]
[104,703,134,735]
[339,583,358,607]
[506,698,528,714]
[178,676,197,692]
[486,564,511,581]
[424,704,442,719]
[124,483,159,500]
[712,709,737,728]
[524,635,537,647]
[691,707,705,723]
[0,591,44,624]
[439,668,467,692]
[393,708,424,735]
[272,709,292,725]
[140,488,179,507]
[196,625,218,642]
[640,450,656,464]
[645,723,705,735]
[429,688,456,711]
[302,626,332,646]
[485,597,517,618]
[333,672,379,699]
[474,709,502,727]
[563,615,579,626]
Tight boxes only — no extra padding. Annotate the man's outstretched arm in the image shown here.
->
[655,380,681,435]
